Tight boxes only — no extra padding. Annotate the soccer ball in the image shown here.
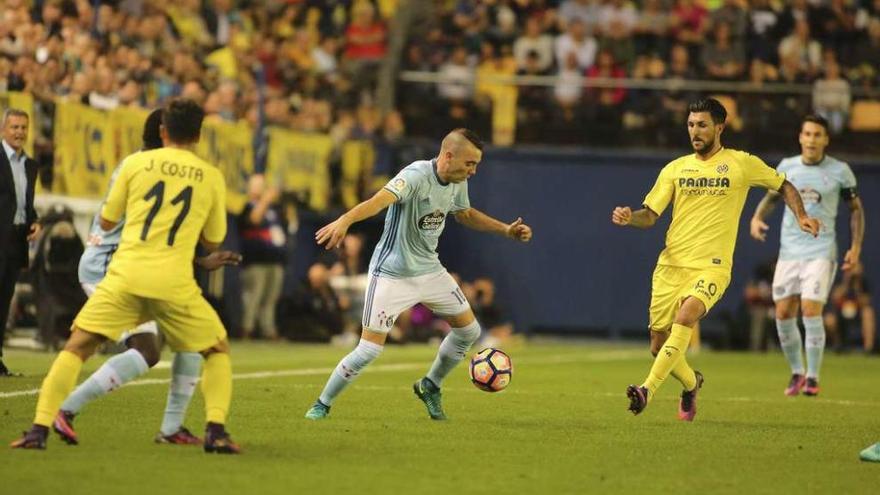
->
[469,348,513,392]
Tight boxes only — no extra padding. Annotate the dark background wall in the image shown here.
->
[222,147,880,341]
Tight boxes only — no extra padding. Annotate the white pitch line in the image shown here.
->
[0,351,647,400]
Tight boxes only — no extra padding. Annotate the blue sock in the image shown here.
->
[61,349,149,414]
[776,318,805,375]
[803,316,826,380]
[318,340,383,406]
[160,352,202,435]
[426,320,482,387]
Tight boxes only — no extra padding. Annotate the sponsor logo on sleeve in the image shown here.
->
[389,178,407,193]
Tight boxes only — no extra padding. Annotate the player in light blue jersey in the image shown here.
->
[52,109,241,446]
[750,115,864,397]
[305,129,532,420]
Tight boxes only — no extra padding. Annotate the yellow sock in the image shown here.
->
[34,351,83,426]
[670,355,697,391]
[201,352,232,424]
[642,323,693,398]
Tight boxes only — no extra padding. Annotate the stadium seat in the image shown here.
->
[849,100,880,131]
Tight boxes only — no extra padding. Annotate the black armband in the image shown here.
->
[841,188,858,201]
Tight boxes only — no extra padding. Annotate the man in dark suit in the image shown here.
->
[1,108,41,376]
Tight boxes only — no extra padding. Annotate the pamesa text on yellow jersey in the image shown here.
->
[643,148,785,272]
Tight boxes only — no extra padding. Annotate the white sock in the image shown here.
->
[160,352,202,435]
[426,320,482,387]
[60,349,149,414]
[776,318,805,375]
[318,339,383,406]
[804,316,826,380]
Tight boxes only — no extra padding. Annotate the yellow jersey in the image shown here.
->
[100,147,227,300]
[643,148,785,272]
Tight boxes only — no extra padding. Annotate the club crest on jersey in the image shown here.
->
[716,164,729,174]
[389,178,406,193]
[419,210,446,230]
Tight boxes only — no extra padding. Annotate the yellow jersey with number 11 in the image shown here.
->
[99,147,226,300]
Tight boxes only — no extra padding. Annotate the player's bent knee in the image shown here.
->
[674,297,706,327]
[126,334,161,367]
[445,309,476,329]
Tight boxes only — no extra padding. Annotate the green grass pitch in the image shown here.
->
[0,342,877,494]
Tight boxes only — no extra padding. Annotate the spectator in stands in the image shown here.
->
[284,262,348,342]
[557,0,601,33]
[474,42,517,112]
[623,53,666,140]
[812,58,852,135]
[657,44,698,144]
[826,261,876,353]
[238,174,286,341]
[669,0,708,57]
[201,0,238,49]
[554,19,598,72]
[633,0,671,57]
[553,51,583,123]
[584,49,626,144]
[437,46,475,103]
[517,50,551,142]
[513,15,554,72]
[823,0,859,66]
[747,0,781,63]
[701,21,747,81]
[709,0,748,41]
[598,0,637,67]
[778,18,822,80]
[850,18,880,92]
[343,1,387,90]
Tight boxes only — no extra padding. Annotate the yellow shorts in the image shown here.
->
[73,284,227,352]
[648,265,731,332]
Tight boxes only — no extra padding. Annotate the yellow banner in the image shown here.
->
[340,140,375,209]
[266,128,333,212]
[109,106,150,164]
[53,100,115,198]
[0,92,36,156]
[196,117,253,214]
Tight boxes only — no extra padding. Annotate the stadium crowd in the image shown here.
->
[399,0,880,147]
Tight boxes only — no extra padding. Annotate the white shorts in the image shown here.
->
[772,259,837,303]
[80,283,159,341]
[362,271,471,333]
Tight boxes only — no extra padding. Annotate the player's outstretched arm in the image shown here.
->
[749,190,782,242]
[778,180,820,237]
[196,250,243,271]
[611,206,658,229]
[843,196,865,272]
[316,189,397,249]
[453,208,533,242]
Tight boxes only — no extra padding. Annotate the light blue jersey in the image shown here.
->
[777,154,857,261]
[368,159,471,278]
[78,161,127,284]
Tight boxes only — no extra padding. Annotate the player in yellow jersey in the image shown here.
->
[611,98,820,420]
[12,99,240,453]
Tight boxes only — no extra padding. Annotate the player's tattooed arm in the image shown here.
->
[316,189,397,249]
[843,196,864,272]
[453,208,533,242]
[611,207,658,229]
[749,190,782,241]
[778,180,820,237]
